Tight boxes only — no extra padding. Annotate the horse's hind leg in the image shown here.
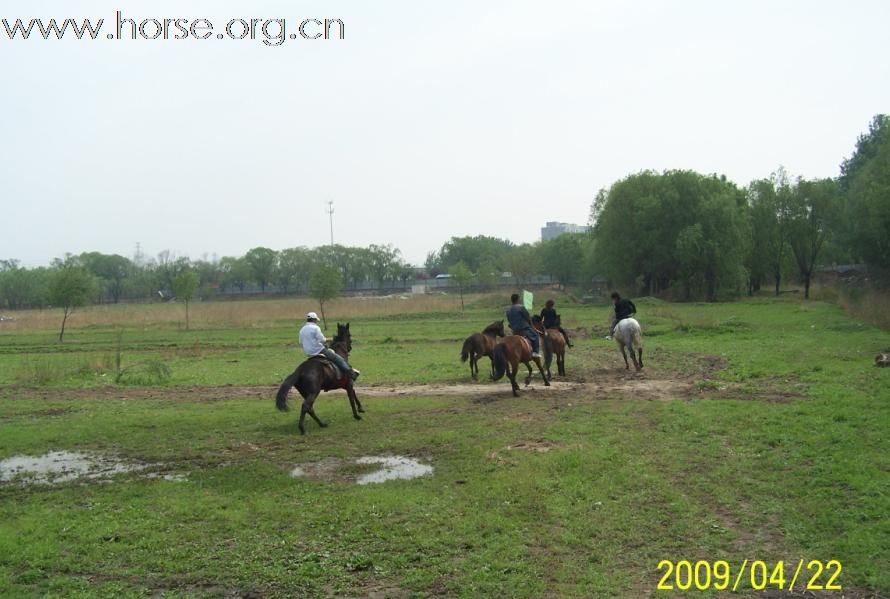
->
[620,346,630,370]
[637,347,644,370]
[507,362,520,397]
[524,362,534,386]
[532,357,551,386]
[471,355,478,381]
[301,392,326,432]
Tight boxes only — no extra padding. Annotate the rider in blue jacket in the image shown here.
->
[506,293,541,358]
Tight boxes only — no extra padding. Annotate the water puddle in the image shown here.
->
[0,451,185,486]
[291,455,433,485]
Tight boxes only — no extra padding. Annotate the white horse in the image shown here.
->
[614,318,643,371]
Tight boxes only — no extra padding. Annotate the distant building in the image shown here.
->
[541,221,590,242]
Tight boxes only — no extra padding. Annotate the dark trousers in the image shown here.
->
[321,348,353,376]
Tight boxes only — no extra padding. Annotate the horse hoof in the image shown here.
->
[319,421,329,428]
[358,407,365,413]
[354,414,362,421]
[299,427,306,435]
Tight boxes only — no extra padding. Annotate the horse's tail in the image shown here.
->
[276,369,300,412]
[460,337,473,363]
[492,344,507,381]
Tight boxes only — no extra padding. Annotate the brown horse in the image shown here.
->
[533,316,567,378]
[492,334,551,397]
[276,323,364,435]
[460,320,506,380]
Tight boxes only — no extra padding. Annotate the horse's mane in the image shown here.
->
[482,321,503,336]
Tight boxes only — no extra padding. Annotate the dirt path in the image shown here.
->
[3,370,799,404]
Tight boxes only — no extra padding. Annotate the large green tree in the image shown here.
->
[747,170,795,296]
[79,252,132,303]
[593,170,749,299]
[244,247,278,293]
[541,234,585,290]
[275,247,313,294]
[841,115,890,269]
[788,178,839,298]
[426,236,514,274]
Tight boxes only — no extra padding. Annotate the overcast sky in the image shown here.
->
[2,0,888,266]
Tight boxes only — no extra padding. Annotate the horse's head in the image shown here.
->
[495,320,506,337]
[334,322,352,353]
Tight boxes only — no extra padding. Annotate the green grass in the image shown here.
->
[0,296,888,597]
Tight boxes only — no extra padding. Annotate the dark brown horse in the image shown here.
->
[533,316,567,378]
[492,334,551,397]
[276,323,363,434]
[460,320,506,380]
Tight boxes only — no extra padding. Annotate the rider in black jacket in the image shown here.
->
[609,292,637,337]
[540,299,573,347]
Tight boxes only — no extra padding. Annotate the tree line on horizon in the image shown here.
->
[427,114,890,301]
[1,114,888,315]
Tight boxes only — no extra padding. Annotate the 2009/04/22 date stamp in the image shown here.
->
[657,559,842,592]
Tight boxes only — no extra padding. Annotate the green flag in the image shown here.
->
[522,290,534,312]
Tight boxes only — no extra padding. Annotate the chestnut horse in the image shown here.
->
[491,334,551,397]
[460,320,506,380]
[276,323,364,434]
[533,316,566,378]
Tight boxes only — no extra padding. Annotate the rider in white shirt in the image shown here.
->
[299,312,360,380]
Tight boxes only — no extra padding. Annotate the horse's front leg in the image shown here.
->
[346,385,362,420]
[352,387,365,414]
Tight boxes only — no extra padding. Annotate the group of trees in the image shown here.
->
[2,115,887,322]
[423,233,592,297]
[593,115,888,300]
[422,115,890,302]
[0,244,412,311]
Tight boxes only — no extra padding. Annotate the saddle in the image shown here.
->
[516,335,532,354]
[307,355,350,389]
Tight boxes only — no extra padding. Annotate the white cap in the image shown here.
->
[306,312,319,321]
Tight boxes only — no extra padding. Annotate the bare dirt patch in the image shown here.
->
[1,353,802,405]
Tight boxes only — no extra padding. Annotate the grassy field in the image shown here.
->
[0,292,888,598]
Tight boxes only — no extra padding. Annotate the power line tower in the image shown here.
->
[326,200,335,246]
[134,242,144,266]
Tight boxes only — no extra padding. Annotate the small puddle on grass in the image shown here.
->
[0,451,184,485]
[291,455,433,485]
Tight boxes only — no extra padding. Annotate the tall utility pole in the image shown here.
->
[327,200,335,246]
